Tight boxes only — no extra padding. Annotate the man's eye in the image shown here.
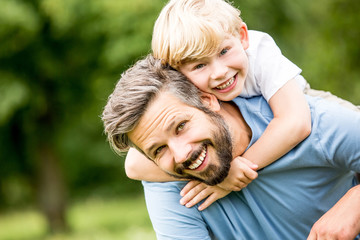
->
[154,145,166,156]
[220,48,229,56]
[176,122,186,134]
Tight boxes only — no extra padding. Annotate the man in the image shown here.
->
[102,55,360,239]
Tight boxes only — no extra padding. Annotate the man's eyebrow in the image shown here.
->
[146,143,157,158]
[146,119,177,157]
[166,120,176,132]
[133,144,153,161]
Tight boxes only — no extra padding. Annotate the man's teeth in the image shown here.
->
[216,77,234,90]
[188,146,207,170]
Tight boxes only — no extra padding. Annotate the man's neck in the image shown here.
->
[219,101,252,157]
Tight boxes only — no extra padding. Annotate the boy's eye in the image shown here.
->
[220,48,229,56]
[194,63,205,70]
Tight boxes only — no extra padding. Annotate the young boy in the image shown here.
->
[124,0,359,210]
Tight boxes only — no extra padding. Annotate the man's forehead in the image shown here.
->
[128,92,193,152]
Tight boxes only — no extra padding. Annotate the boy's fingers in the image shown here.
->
[230,185,244,191]
[198,194,218,211]
[184,188,213,208]
[180,182,207,205]
[180,180,201,196]
[198,188,232,211]
[237,156,258,170]
[243,166,258,180]
[235,157,258,181]
[218,180,245,191]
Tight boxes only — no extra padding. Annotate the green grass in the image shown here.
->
[0,195,156,240]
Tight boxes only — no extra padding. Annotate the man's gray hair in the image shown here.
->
[102,54,204,155]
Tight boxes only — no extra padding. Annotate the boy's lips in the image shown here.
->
[214,74,237,92]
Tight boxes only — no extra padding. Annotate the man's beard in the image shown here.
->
[173,109,233,186]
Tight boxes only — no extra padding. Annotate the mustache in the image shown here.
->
[175,140,212,175]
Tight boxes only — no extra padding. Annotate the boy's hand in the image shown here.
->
[180,180,230,211]
[218,156,258,191]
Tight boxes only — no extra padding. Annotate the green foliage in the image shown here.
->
[0,72,29,125]
[0,0,41,57]
[235,0,360,104]
[0,196,155,240]
[0,0,359,215]
[0,0,166,208]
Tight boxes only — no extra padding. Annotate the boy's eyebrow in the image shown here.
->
[185,56,208,64]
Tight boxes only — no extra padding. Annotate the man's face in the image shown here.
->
[128,92,233,185]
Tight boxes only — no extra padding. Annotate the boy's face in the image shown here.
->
[179,23,250,101]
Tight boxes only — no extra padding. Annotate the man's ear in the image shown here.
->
[239,22,249,50]
[200,92,221,112]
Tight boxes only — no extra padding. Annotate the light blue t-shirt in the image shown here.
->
[143,96,360,240]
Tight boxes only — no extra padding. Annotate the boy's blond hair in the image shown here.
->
[152,0,243,69]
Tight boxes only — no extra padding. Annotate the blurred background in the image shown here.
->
[0,0,359,239]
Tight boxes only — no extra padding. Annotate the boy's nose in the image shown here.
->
[210,62,227,80]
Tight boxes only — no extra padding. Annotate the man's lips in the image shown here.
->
[188,145,207,170]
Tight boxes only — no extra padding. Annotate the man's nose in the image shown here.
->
[170,141,192,164]
[210,61,227,80]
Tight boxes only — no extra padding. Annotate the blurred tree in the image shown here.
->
[235,0,360,104]
[0,0,359,236]
[0,0,165,233]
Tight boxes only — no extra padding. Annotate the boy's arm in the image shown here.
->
[243,78,311,168]
[125,147,178,181]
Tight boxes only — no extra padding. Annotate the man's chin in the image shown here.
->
[167,172,212,185]
[166,172,201,182]
[166,161,230,185]
[201,163,230,186]
[203,174,228,186]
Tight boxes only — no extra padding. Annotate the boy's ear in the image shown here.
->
[200,92,221,112]
[239,22,249,50]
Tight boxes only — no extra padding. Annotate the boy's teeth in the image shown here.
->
[188,146,207,170]
[216,77,234,90]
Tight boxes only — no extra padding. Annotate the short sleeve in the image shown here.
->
[250,31,302,101]
[142,181,212,240]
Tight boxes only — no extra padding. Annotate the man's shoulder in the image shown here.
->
[306,95,360,133]
[142,180,186,193]
[232,96,273,118]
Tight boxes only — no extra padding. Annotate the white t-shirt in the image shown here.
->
[239,30,306,102]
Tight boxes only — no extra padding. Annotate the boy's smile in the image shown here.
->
[214,74,238,93]
[215,75,235,90]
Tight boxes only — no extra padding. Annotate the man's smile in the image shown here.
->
[188,145,207,170]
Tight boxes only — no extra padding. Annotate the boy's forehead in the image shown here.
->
[179,34,234,64]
